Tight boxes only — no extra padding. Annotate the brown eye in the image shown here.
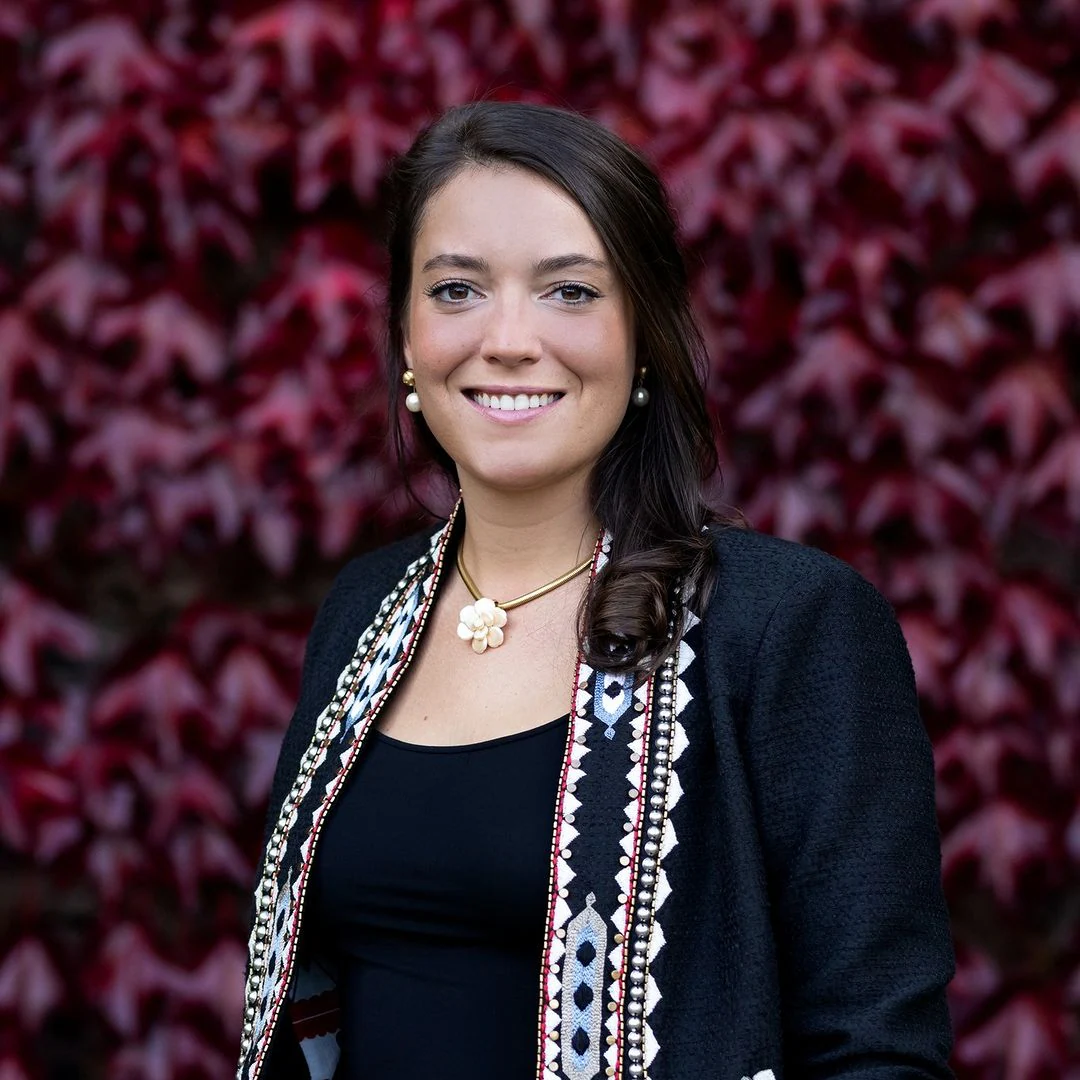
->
[552,282,599,305]
[426,280,477,302]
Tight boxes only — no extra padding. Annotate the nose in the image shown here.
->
[479,289,541,366]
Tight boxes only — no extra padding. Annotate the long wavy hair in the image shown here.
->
[383,100,734,675]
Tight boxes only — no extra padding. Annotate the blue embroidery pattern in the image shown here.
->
[592,670,633,740]
[562,892,607,1080]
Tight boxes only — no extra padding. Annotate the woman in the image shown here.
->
[237,101,955,1080]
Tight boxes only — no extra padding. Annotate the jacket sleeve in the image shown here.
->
[742,559,955,1078]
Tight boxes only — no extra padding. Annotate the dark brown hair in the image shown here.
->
[383,100,732,675]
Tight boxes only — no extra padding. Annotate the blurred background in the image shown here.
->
[1,0,1078,1076]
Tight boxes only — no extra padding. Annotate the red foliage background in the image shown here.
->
[1,1,1078,1076]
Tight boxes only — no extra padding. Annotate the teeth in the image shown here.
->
[473,392,559,411]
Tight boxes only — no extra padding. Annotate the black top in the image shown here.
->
[308,713,570,1080]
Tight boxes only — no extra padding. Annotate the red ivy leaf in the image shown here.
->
[854,463,985,546]
[84,836,147,906]
[1021,428,1080,526]
[0,576,96,696]
[24,254,129,338]
[976,246,1080,349]
[740,462,847,541]
[213,643,293,732]
[236,372,336,450]
[250,500,302,577]
[0,308,63,473]
[41,15,173,105]
[228,0,360,97]
[70,410,213,495]
[936,725,1047,806]
[884,550,996,624]
[168,825,253,907]
[1016,101,1080,198]
[951,629,1030,723]
[234,235,381,360]
[91,651,211,763]
[764,40,895,126]
[994,582,1080,679]
[954,991,1070,1078]
[803,231,925,348]
[92,292,228,390]
[787,327,887,429]
[850,369,963,464]
[206,117,292,216]
[165,940,246,1034]
[942,799,1057,908]
[916,287,996,368]
[820,98,952,196]
[972,359,1076,463]
[297,86,412,208]
[933,45,1055,152]
[89,924,183,1037]
[639,9,737,129]
[0,938,64,1030]
[146,463,246,548]
[136,761,237,843]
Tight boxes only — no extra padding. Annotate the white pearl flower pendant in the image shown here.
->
[456,597,508,654]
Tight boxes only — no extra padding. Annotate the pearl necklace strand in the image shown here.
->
[455,546,593,654]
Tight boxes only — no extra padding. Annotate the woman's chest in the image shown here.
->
[376,582,583,745]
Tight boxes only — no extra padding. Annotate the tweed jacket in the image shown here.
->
[237,511,956,1080]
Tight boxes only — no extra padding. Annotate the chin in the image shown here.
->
[460,455,588,495]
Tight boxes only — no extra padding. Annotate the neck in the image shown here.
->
[455,477,600,599]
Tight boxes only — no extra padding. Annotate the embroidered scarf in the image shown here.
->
[236,509,700,1080]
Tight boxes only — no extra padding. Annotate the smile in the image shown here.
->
[469,391,563,412]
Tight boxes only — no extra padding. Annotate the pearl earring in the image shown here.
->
[632,366,650,407]
[402,369,421,413]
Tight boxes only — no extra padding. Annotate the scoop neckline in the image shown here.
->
[372,712,571,754]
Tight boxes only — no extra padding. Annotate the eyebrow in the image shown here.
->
[419,252,610,275]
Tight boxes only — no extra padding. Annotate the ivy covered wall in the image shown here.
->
[1,1,1078,1075]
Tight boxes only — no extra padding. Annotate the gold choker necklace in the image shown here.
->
[455,547,593,653]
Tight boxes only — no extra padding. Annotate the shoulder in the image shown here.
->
[324,525,439,609]
[699,524,904,693]
[705,523,888,622]
[300,523,441,675]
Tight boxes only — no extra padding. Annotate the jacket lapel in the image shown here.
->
[238,511,459,1080]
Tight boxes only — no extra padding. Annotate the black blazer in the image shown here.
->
[239,514,955,1080]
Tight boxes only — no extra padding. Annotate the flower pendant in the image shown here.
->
[456,597,508,653]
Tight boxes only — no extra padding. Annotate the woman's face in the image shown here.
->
[403,164,636,496]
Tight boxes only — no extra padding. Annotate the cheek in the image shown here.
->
[408,309,472,374]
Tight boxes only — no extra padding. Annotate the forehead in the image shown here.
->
[413,164,608,263]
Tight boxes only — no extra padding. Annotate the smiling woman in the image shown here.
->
[239,102,955,1080]
[403,164,638,508]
